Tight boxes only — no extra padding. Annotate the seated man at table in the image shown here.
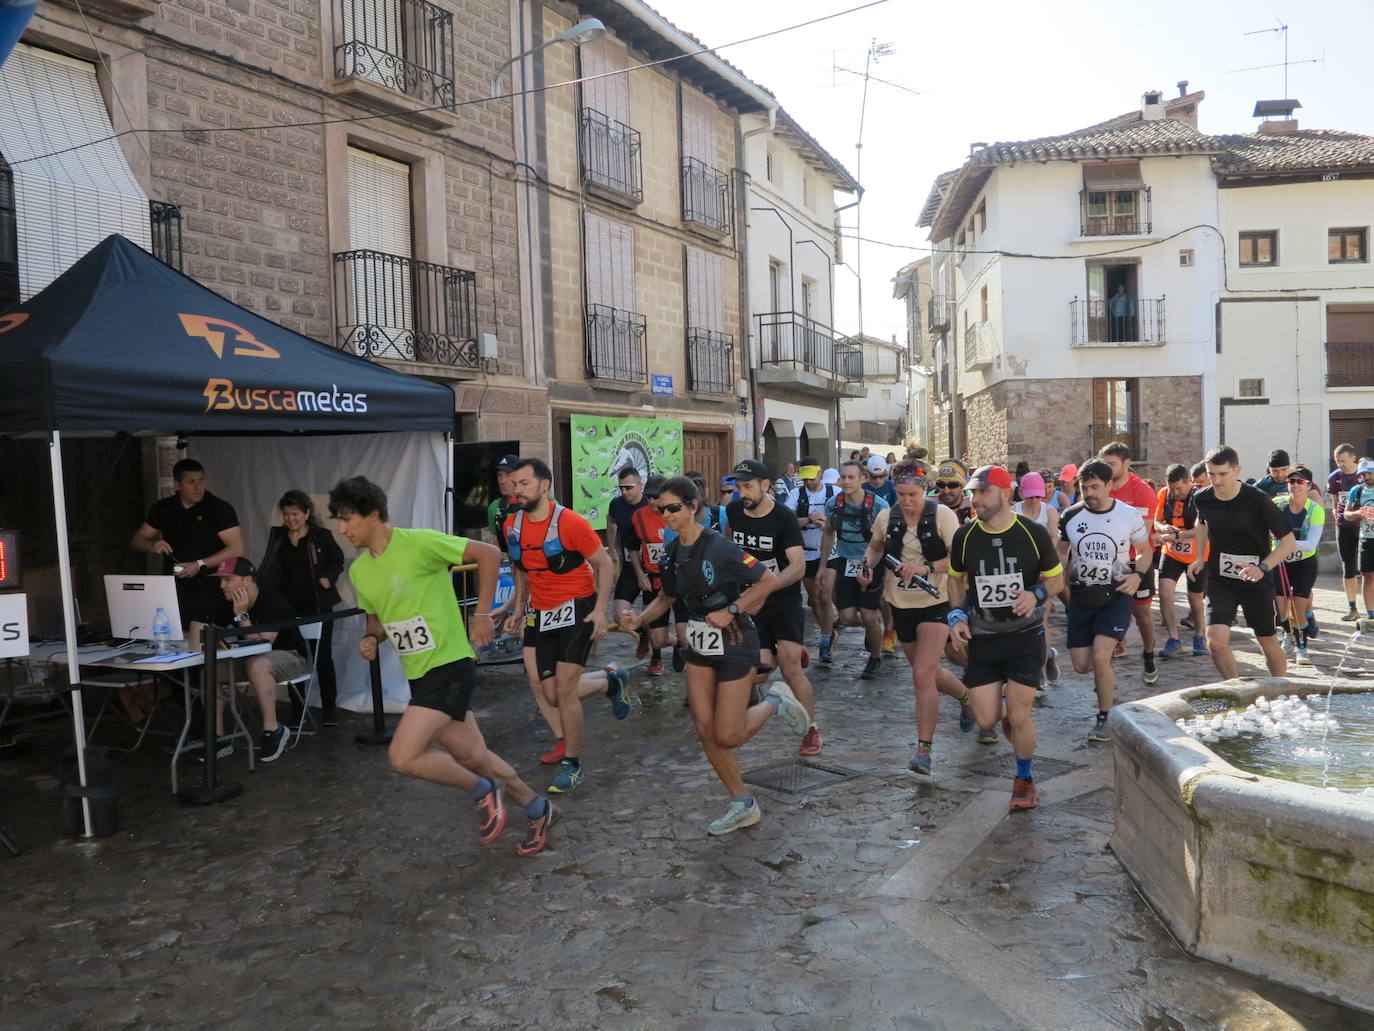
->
[206,557,309,763]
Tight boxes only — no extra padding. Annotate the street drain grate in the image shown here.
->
[959,754,1084,783]
[742,759,862,795]
[1054,787,1114,822]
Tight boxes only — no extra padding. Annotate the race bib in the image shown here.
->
[1076,560,1113,586]
[384,615,436,656]
[1170,537,1195,558]
[843,557,864,578]
[1219,553,1258,580]
[646,543,667,566]
[759,557,780,574]
[537,600,576,632]
[975,572,1023,609]
[687,620,724,656]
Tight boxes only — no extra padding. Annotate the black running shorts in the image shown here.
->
[1339,523,1360,579]
[1159,555,1206,594]
[962,627,1046,689]
[1276,555,1318,599]
[523,595,597,680]
[407,657,477,721]
[755,603,806,654]
[829,557,882,611]
[1206,577,1277,637]
[892,603,951,644]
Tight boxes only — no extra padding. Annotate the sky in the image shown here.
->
[646,0,1374,347]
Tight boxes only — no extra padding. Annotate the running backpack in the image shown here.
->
[507,505,586,575]
[883,498,947,565]
[794,484,836,520]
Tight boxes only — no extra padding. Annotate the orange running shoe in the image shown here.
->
[798,725,821,756]
[539,739,566,765]
[1009,777,1039,811]
[516,800,559,856]
[475,781,507,843]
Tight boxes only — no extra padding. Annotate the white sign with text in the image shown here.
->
[0,594,29,658]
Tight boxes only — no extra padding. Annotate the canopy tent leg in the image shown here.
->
[51,431,93,838]
[444,431,453,530]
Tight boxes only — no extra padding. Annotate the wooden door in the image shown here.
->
[684,428,729,489]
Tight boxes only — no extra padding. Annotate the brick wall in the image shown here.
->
[1137,375,1204,473]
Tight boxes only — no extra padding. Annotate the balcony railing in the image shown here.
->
[333,0,455,111]
[333,249,478,367]
[1070,297,1166,346]
[580,109,643,203]
[149,200,183,271]
[864,353,901,379]
[927,294,952,332]
[585,303,647,383]
[1089,422,1149,462]
[1327,341,1374,387]
[963,322,994,370]
[755,311,863,384]
[1080,187,1152,236]
[686,327,734,394]
[681,157,731,235]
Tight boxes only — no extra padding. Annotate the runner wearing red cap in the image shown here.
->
[1098,442,1160,685]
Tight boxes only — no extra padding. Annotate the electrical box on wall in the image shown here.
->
[479,333,499,359]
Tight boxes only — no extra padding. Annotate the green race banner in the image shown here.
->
[571,414,683,529]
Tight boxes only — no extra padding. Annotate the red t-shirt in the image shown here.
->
[1111,473,1158,555]
[629,506,668,584]
[503,505,600,610]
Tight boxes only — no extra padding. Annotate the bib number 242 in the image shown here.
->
[538,600,576,632]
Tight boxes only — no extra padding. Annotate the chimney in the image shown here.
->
[1141,90,1165,121]
[1253,99,1302,135]
[1177,80,1189,97]
[969,141,987,156]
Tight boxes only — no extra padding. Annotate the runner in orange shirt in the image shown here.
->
[1155,464,1209,658]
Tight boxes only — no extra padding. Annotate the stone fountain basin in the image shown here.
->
[1109,678,1374,1015]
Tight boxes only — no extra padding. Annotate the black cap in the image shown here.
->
[1267,449,1290,468]
[494,453,521,472]
[732,458,770,482]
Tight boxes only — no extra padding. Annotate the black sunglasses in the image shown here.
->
[617,484,638,492]
[934,480,963,490]
[655,502,686,514]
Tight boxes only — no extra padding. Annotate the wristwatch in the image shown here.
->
[234,612,250,624]
[727,603,740,615]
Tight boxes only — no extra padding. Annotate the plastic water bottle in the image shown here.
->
[152,607,172,655]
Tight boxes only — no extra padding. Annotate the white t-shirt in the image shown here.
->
[785,484,837,560]
[1014,500,1054,529]
[1058,499,1149,588]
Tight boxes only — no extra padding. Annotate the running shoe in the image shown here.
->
[635,631,650,660]
[475,780,506,844]
[538,739,566,765]
[605,666,631,720]
[959,702,975,734]
[191,735,235,761]
[1191,636,1207,656]
[800,646,811,669]
[259,725,290,764]
[976,727,997,746]
[1142,651,1159,685]
[767,683,810,735]
[547,759,584,794]
[671,645,685,673]
[860,656,882,680]
[1342,607,1361,623]
[1113,640,1126,659]
[707,798,761,836]
[799,725,821,756]
[1088,713,1111,743]
[818,637,833,663]
[882,629,897,654]
[1278,632,1293,656]
[646,657,664,677]
[516,800,558,856]
[1160,637,1181,659]
[1296,646,1314,667]
[907,745,932,776]
[1044,647,1060,685]
[1306,615,1320,640]
[1009,777,1040,811]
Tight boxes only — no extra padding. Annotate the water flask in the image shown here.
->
[152,607,172,654]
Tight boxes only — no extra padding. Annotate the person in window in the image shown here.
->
[258,490,345,725]
[1108,284,1135,342]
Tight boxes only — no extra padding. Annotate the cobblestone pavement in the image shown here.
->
[2,578,1370,1029]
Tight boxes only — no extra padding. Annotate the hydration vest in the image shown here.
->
[832,491,879,542]
[507,505,586,575]
[884,498,947,565]
[794,484,836,520]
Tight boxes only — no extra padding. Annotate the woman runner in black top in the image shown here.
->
[620,477,809,837]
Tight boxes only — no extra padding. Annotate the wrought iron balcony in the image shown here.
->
[585,303,647,383]
[1089,422,1149,462]
[332,249,478,367]
[1070,296,1166,346]
[963,322,994,370]
[686,328,734,394]
[864,351,901,379]
[580,109,643,203]
[927,294,951,333]
[755,311,863,385]
[149,200,183,271]
[1327,341,1374,387]
[681,157,731,235]
[1080,187,1152,236]
[333,0,455,111]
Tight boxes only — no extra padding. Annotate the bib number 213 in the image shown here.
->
[385,615,435,655]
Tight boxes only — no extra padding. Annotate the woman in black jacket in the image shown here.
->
[259,490,345,724]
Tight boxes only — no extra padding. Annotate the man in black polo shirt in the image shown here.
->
[130,459,243,626]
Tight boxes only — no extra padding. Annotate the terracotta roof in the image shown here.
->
[917,169,959,228]
[773,107,861,192]
[1213,129,1374,177]
[970,115,1222,167]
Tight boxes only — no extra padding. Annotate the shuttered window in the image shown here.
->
[0,44,151,300]
[580,36,629,126]
[681,87,716,164]
[584,211,634,312]
[685,245,724,332]
[346,146,413,337]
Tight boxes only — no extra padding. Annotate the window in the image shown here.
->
[1179,249,1194,268]
[685,245,731,393]
[0,152,15,307]
[881,388,892,401]
[765,150,775,183]
[800,277,815,320]
[584,211,634,313]
[1091,379,1142,457]
[1238,378,1265,398]
[1238,231,1277,267]
[580,36,628,126]
[347,146,412,256]
[584,211,643,381]
[768,259,784,313]
[1081,161,1147,235]
[334,0,455,110]
[976,201,986,233]
[1329,227,1368,264]
[980,284,989,323]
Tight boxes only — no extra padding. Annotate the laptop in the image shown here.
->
[103,575,184,644]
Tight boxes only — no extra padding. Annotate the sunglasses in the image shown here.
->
[655,502,686,514]
[934,481,963,490]
[871,472,888,479]
[1286,477,1310,485]
[617,484,638,492]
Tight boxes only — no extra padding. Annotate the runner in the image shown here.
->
[608,464,651,662]
[1057,460,1153,743]
[946,466,1064,810]
[619,476,808,835]
[330,476,556,856]
[1014,470,1063,685]
[1155,463,1208,659]
[1050,464,1079,512]
[1254,449,1291,498]
[786,457,839,662]
[1273,467,1325,667]
[1189,446,1297,680]
[485,454,521,552]
[1098,442,1160,685]
[628,475,674,675]
[501,458,625,794]
[821,460,890,679]
[859,462,975,775]
[932,459,973,524]
[1343,458,1374,620]
[1328,443,1363,622]
[866,455,900,654]
[727,459,821,756]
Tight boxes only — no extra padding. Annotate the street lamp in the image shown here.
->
[490,18,607,98]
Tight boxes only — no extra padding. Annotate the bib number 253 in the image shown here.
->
[975,573,1022,608]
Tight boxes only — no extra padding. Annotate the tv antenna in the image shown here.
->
[1230,20,1323,98]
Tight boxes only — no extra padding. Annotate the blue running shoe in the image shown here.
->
[1192,636,1207,656]
[604,665,630,720]
[818,635,833,663]
[908,745,932,776]
[1160,637,1181,659]
[548,760,584,794]
[959,702,975,734]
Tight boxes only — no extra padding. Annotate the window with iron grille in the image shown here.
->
[584,211,643,382]
[333,0,455,110]
[149,200,183,271]
[685,245,732,393]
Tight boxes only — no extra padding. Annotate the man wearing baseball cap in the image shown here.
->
[932,459,972,524]
[1342,456,1374,619]
[864,455,899,653]
[209,556,310,763]
[946,465,1064,811]
[786,458,841,662]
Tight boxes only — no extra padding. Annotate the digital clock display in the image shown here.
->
[0,530,20,590]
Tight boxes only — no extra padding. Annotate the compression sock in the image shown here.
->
[564,757,581,769]
[1278,618,1291,636]
[524,796,549,819]
[470,777,495,800]
[1015,757,1033,780]
[1296,626,1307,648]
[958,689,972,705]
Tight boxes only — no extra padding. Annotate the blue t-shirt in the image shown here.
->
[825,492,889,559]
[864,481,897,506]
[664,505,728,545]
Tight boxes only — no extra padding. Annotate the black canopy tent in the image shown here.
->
[0,235,456,831]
